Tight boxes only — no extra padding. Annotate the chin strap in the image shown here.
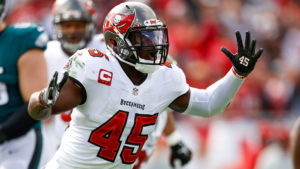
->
[108,46,160,74]
[135,63,160,74]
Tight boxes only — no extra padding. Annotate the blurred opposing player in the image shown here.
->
[0,0,49,168]
[40,0,106,166]
[28,1,263,169]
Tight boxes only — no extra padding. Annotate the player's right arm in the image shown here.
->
[28,72,83,120]
[28,49,90,120]
[169,31,263,117]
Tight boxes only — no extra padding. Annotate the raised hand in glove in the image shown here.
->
[170,141,192,168]
[39,71,68,108]
[221,31,263,77]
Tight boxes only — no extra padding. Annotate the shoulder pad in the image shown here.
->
[13,23,45,32]
[11,23,48,49]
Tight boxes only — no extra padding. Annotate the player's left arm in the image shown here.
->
[0,24,49,144]
[164,112,192,168]
[0,47,48,144]
[169,31,263,116]
[18,49,48,101]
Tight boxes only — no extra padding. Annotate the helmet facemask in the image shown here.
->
[122,25,169,73]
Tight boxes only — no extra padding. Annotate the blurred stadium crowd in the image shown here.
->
[4,0,300,168]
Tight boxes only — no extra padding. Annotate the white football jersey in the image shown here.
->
[47,48,189,169]
[133,111,168,169]
[45,34,107,79]
[41,34,107,168]
[142,111,167,155]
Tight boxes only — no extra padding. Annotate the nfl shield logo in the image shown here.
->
[132,88,139,96]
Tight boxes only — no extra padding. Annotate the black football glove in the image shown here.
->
[170,141,192,168]
[221,31,263,77]
[39,71,68,108]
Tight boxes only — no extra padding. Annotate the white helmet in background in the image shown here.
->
[52,0,96,53]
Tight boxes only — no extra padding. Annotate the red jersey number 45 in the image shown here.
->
[88,111,158,164]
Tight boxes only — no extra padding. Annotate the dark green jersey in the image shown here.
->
[0,23,48,124]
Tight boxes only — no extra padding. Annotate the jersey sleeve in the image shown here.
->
[62,49,87,83]
[168,65,190,97]
[61,49,89,104]
[15,23,49,54]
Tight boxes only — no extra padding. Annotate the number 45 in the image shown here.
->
[88,111,158,164]
[239,56,249,67]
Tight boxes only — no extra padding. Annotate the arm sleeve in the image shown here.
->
[183,68,244,117]
[0,103,39,142]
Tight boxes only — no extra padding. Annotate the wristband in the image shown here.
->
[166,130,181,146]
[38,91,48,108]
[232,68,246,79]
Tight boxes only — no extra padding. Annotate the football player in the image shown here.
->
[41,1,191,168]
[28,2,263,169]
[0,0,49,168]
[40,0,106,166]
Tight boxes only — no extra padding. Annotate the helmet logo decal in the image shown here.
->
[114,15,122,25]
[144,19,163,26]
[104,11,135,34]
